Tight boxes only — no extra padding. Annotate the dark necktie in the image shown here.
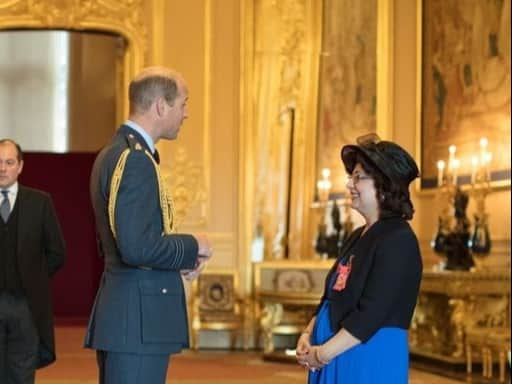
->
[153,149,160,164]
[0,190,10,223]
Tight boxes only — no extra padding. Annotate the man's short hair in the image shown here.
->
[129,67,182,114]
[0,139,24,162]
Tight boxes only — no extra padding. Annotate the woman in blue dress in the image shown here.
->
[296,134,423,384]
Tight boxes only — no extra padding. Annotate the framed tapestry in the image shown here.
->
[316,0,377,195]
[316,0,393,197]
[419,0,511,190]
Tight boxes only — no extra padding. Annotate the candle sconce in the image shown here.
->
[432,138,493,271]
[468,162,492,263]
[311,198,354,260]
[432,183,475,271]
[431,183,454,254]
[312,168,356,259]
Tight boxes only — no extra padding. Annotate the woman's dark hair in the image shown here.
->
[355,152,415,220]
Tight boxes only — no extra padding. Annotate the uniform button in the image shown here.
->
[162,288,167,294]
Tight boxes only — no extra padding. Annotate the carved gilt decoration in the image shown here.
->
[260,302,283,353]
[254,260,331,352]
[160,147,207,228]
[409,270,510,363]
[0,0,146,40]
[275,0,305,102]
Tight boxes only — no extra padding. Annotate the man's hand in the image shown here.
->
[182,234,213,281]
[194,233,213,259]
[181,256,208,281]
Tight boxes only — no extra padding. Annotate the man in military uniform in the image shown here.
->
[85,67,212,384]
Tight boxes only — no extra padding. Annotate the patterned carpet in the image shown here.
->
[34,326,483,384]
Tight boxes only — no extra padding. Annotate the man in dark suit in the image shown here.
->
[85,66,213,384]
[0,139,66,383]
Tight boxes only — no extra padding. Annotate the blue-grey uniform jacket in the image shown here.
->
[84,125,199,354]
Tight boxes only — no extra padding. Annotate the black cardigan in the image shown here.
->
[316,216,422,343]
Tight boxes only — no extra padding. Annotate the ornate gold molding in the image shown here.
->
[376,0,394,139]
[254,260,331,352]
[0,0,147,121]
[240,0,256,295]
[160,147,207,228]
[274,0,306,102]
[249,0,321,261]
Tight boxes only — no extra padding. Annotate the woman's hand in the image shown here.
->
[297,345,330,371]
[296,332,311,356]
[296,332,312,369]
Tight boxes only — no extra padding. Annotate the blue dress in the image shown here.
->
[308,281,409,383]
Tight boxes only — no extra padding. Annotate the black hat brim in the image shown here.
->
[340,145,362,174]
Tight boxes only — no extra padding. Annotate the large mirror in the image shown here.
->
[0,30,123,152]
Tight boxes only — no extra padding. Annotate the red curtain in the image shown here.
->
[20,152,102,321]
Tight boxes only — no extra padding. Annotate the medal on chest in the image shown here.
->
[332,255,354,292]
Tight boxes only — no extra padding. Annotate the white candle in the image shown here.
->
[339,171,347,192]
[448,145,456,168]
[317,180,326,201]
[452,158,460,185]
[479,138,487,169]
[437,160,445,187]
[448,145,456,184]
[479,137,488,154]
[471,156,478,184]
[317,174,332,202]
[479,138,492,182]
[484,152,492,181]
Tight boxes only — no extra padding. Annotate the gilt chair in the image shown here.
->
[189,269,249,350]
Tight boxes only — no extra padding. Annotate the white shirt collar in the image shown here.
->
[1,182,18,205]
[124,120,156,154]
[1,182,18,195]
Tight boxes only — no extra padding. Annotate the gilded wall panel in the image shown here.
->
[251,0,321,260]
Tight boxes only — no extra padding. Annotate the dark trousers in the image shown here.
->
[0,292,39,384]
[97,350,170,384]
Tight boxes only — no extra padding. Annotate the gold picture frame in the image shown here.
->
[417,0,511,190]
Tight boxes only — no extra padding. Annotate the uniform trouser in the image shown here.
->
[0,292,39,384]
[97,350,170,384]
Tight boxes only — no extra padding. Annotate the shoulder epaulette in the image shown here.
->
[125,133,144,151]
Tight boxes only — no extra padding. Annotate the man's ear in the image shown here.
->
[155,97,166,117]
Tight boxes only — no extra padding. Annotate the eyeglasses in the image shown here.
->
[348,174,372,184]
